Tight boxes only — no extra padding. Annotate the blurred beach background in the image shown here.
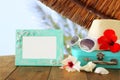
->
[0,0,87,55]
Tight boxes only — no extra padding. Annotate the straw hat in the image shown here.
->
[88,19,120,39]
[88,19,120,50]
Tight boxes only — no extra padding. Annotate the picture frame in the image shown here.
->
[15,29,64,66]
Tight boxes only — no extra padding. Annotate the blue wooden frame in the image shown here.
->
[15,30,64,66]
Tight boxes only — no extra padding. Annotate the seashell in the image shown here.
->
[80,62,96,72]
[94,67,109,74]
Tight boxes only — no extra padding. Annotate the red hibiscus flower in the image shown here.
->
[98,29,120,53]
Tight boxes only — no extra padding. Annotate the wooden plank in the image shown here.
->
[108,69,120,80]
[86,72,111,80]
[7,66,51,80]
[86,69,120,80]
[1,56,120,80]
[0,55,16,80]
[119,70,120,79]
[48,67,87,80]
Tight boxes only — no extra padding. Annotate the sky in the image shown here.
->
[0,0,87,55]
[0,0,43,55]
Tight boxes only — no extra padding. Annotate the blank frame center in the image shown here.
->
[22,36,56,59]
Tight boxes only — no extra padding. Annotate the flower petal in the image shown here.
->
[61,55,77,65]
[104,29,117,42]
[60,65,76,72]
[110,43,120,53]
[106,34,117,42]
[98,36,109,44]
[65,67,76,72]
[104,29,115,37]
[99,43,109,50]
[73,61,81,72]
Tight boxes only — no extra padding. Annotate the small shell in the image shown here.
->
[94,67,109,74]
[80,62,96,72]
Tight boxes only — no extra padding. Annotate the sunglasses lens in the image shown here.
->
[79,39,95,52]
[71,36,79,44]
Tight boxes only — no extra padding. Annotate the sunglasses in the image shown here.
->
[69,36,97,52]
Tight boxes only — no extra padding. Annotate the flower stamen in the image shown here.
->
[68,61,74,68]
[109,41,114,46]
